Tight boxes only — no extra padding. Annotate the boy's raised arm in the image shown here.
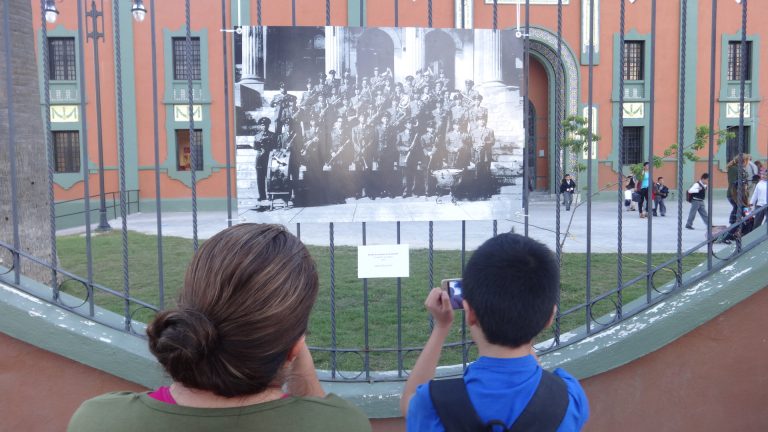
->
[400,288,454,417]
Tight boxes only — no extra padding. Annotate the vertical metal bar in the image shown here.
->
[40,0,59,299]
[461,0,465,29]
[394,0,398,28]
[296,222,301,240]
[76,0,95,315]
[3,0,21,285]
[736,0,748,223]
[523,0,530,237]
[461,220,467,368]
[257,0,262,26]
[493,219,498,237]
[585,0,595,333]
[149,0,165,308]
[676,0,688,288]
[291,0,296,26]
[112,192,117,219]
[428,220,434,331]
[329,222,337,378]
[185,0,199,251]
[396,221,403,377]
[1,10,20,282]
[362,222,370,381]
[616,0,625,319]
[555,0,564,337]
[358,0,363,27]
[492,0,497,30]
[113,0,131,331]
[646,0,657,303]
[428,0,433,28]
[221,0,233,228]
[706,0,717,270]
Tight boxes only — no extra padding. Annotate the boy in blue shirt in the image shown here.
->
[401,233,589,431]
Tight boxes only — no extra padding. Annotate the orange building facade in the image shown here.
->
[33,0,766,211]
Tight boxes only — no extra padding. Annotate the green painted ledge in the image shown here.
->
[1,230,767,418]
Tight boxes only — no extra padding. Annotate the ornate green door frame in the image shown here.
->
[527,26,580,193]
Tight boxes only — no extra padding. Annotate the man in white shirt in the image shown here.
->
[686,173,709,230]
[750,169,767,229]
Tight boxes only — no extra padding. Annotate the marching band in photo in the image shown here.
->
[235,26,526,211]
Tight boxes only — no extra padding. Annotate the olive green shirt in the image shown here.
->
[67,392,371,432]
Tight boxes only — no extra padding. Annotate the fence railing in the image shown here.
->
[1,0,766,383]
[55,190,140,220]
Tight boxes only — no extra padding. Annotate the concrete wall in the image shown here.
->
[3,285,765,431]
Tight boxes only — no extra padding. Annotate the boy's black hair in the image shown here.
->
[657,176,663,181]
[701,173,710,180]
[462,233,559,348]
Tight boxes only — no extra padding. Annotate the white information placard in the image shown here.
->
[357,244,410,279]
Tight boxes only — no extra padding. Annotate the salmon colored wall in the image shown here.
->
[5,285,766,431]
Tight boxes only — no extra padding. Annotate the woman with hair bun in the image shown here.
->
[68,224,371,432]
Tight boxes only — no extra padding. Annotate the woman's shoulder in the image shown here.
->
[290,394,371,429]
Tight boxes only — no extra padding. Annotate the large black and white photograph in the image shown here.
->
[235,26,525,220]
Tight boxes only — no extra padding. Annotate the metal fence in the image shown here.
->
[1,0,766,383]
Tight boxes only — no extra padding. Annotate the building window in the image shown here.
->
[727,41,752,81]
[175,129,203,171]
[622,126,643,165]
[172,37,201,80]
[622,41,644,81]
[48,38,76,81]
[53,131,80,173]
[726,126,750,162]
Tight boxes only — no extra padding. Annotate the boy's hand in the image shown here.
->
[425,288,454,330]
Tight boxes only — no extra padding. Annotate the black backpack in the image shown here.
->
[429,370,569,432]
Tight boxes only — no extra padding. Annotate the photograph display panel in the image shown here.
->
[235,26,525,222]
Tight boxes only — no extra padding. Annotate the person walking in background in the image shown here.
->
[637,162,650,218]
[560,173,576,211]
[726,154,752,224]
[653,177,669,217]
[686,173,709,230]
[624,175,636,211]
[749,169,767,230]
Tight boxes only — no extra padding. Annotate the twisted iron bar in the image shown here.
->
[585,0,595,333]
[736,0,748,223]
[257,0,261,26]
[676,0,688,288]
[149,0,166,307]
[616,0,625,318]
[706,0,717,270]
[184,0,198,251]
[3,0,21,286]
[492,0,497,30]
[329,223,337,377]
[112,0,131,330]
[75,0,95,315]
[428,0,432,28]
[221,0,233,229]
[40,0,59,299]
[554,0,564,339]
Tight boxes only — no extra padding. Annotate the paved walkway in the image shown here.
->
[59,193,735,254]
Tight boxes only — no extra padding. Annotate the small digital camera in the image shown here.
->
[441,278,464,310]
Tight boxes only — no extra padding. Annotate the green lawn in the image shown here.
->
[56,232,705,371]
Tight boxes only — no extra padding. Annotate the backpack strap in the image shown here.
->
[429,378,485,432]
[507,370,569,432]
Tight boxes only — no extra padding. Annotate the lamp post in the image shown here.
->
[83,0,113,231]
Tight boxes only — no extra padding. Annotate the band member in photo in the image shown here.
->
[462,79,480,102]
[399,118,421,197]
[445,120,470,169]
[422,121,442,196]
[352,111,375,198]
[327,116,353,203]
[300,117,326,206]
[467,94,488,132]
[270,82,297,135]
[471,117,496,199]
[253,117,277,202]
[375,113,399,198]
[276,121,301,199]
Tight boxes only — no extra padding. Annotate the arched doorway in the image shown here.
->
[356,29,394,81]
[425,30,456,89]
[528,57,550,191]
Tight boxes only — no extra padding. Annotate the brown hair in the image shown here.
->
[147,224,319,397]
[727,153,751,168]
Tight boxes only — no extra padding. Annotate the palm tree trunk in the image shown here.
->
[0,0,56,284]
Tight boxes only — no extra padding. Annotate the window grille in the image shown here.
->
[48,38,76,81]
[53,131,81,173]
[623,41,644,81]
[172,37,201,81]
[622,126,643,165]
[175,129,204,171]
[727,41,752,81]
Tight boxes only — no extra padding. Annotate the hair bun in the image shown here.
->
[147,309,219,370]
